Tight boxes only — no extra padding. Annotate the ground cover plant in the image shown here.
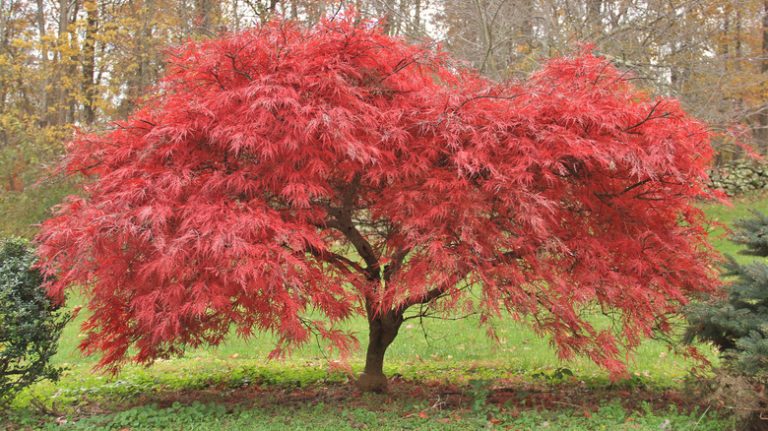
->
[12,388,737,431]
[36,14,721,397]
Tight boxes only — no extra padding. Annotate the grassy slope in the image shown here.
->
[8,195,765,430]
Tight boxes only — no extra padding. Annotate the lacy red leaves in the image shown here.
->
[37,16,720,376]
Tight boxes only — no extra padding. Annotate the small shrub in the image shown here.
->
[685,211,768,429]
[0,237,70,406]
[685,211,768,373]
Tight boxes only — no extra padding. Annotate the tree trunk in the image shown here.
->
[194,0,222,35]
[34,0,50,127]
[357,309,403,392]
[761,0,768,154]
[82,0,99,125]
[54,0,70,126]
[586,0,602,39]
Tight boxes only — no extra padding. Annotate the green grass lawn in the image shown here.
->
[6,194,766,430]
[700,194,768,262]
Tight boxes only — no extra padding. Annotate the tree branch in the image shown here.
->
[623,101,670,132]
[306,246,367,277]
[403,311,479,322]
[453,92,522,112]
[382,246,411,281]
[396,250,522,312]
[397,286,448,313]
[325,218,379,278]
[594,177,653,202]
[324,175,380,279]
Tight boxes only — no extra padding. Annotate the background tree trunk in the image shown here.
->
[760,0,768,153]
[81,0,98,125]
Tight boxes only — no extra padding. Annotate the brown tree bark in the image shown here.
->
[761,0,768,153]
[357,309,404,392]
[34,0,50,126]
[121,0,155,116]
[194,0,222,34]
[53,0,71,125]
[586,0,602,38]
[82,0,99,125]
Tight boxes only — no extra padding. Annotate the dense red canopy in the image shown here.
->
[37,16,720,376]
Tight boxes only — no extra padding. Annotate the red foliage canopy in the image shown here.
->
[37,16,720,376]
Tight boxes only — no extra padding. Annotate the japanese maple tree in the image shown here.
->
[37,15,721,392]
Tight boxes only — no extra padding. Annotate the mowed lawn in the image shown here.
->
[7,195,764,430]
